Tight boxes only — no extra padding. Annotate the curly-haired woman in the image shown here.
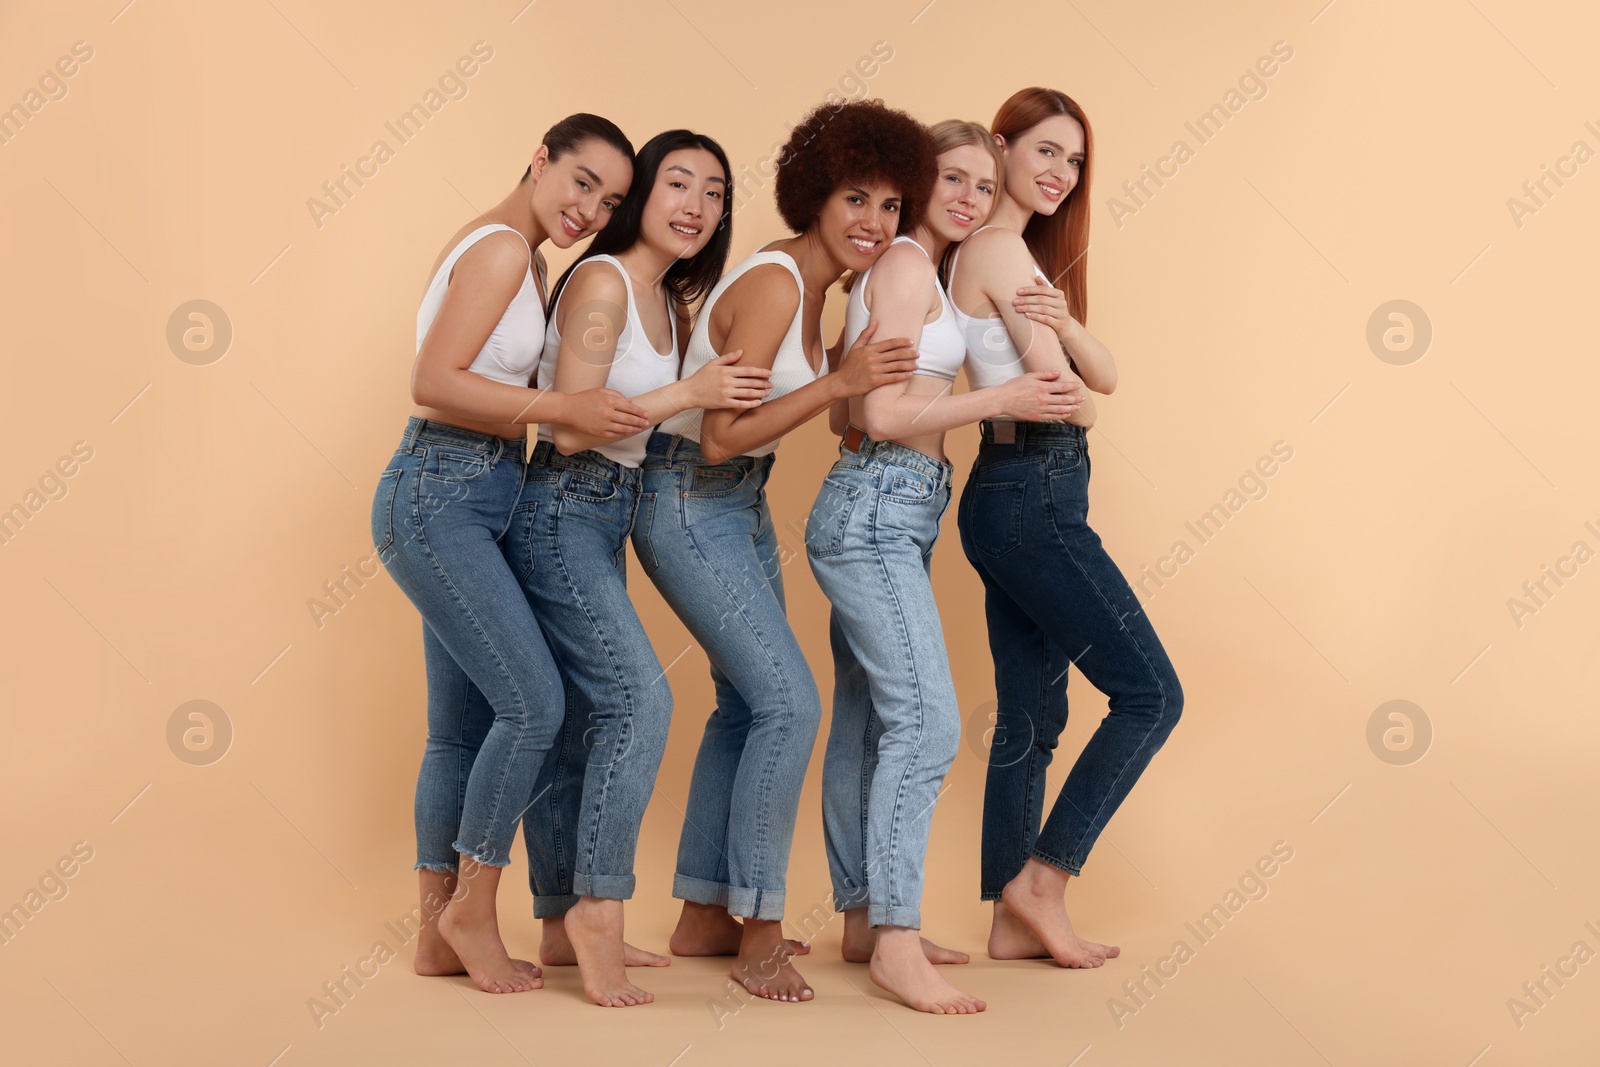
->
[636,99,930,1003]
[949,87,1183,969]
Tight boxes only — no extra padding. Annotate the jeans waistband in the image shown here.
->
[644,431,771,473]
[531,440,643,488]
[835,430,953,486]
[978,419,1087,454]
[402,416,527,458]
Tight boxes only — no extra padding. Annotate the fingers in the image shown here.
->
[1014,284,1060,298]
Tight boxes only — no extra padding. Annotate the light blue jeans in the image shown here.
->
[631,432,822,921]
[506,441,674,916]
[807,434,959,929]
[372,417,566,871]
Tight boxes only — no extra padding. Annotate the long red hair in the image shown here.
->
[991,87,1094,325]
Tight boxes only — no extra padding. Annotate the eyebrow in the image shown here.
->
[845,183,901,202]
[666,164,727,186]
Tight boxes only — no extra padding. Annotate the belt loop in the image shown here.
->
[404,417,425,450]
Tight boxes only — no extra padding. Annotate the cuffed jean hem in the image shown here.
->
[979,848,1085,899]
[673,874,730,909]
[574,872,636,901]
[726,886,786,921]
[832,884,870,913]
[868,904,922,930]
[415,859,459,874]
[533,893,580,919]
[452,840,513,868]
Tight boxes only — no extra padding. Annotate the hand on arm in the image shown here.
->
[1011,281,1118,394]
[698,266,916,462]
[546,263,770,455]
[857,250,1080,438]
[410,235,647,432]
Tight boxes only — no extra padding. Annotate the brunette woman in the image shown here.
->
[371,114,645,993]
[948,87,1183,968]
[635,99,928,1003]
[511,129,771,1007]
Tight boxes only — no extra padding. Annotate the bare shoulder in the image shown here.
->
[721,261,802,315]
[555,258,628,327]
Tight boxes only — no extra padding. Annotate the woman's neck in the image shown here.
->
[488,183,548,251]
[909,225,948,265]
[616,240,678,302]
[777,232,847,310]
[988,191,1033,235]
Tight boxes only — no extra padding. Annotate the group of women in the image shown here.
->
[370,87,1184,1015]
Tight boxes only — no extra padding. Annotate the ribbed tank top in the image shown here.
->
[658,248,826,458]
[947,225,1050,406]
[416,223,545,386]
[839,236,964,382]
[536,255,680,468]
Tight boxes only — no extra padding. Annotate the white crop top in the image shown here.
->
[947,225,1051,407]
[840,236,964,383]
[417,223,546,386]
[658,248,826,458]
[536,255,680,468]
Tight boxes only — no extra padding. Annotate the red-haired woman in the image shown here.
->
[948,87,1183,968]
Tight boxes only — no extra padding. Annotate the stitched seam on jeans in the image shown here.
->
[411,477,528,859]
[1041,478,1176,864]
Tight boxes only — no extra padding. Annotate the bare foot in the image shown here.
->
[563,897,655,1007]
[414,923,542,978]
[540,916,669,968]
[840,907,968,964]
[729,919,813,1003]
[670,901,811,957]
[437,895,542,992]
[998,860,1121,968]
[415,867,540,979]
[868,927,984,1014]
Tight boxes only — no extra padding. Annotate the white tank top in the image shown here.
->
[417,223,545,386]
[536,255,680,468]
[947,225,1051,409]
[840,236,964,383]
[658,248,826,458]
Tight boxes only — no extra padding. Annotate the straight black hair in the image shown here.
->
[547,129,734,314]
[520,113,633,182]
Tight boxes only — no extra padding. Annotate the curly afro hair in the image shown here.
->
[773,99,936,235]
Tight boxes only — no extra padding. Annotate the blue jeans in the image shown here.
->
[957,421,1183,891]
[506,442,673,916]
[631,432,821,921]
[806,435,959,930]
[372,417,565,871]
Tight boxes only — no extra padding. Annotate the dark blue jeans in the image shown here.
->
[957,421,1182,894]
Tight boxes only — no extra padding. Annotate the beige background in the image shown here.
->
[2,0,1597,1063]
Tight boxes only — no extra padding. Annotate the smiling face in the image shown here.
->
[529,137,633,247]
[999,113,1085,216]
[639,146,727,260]
[924,143,998,244]
[815,180,902,271]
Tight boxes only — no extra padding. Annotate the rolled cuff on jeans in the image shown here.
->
[673,873,731,909]
[573,871,636,902]
[726,884,786,922]
[868,904,922,930]
[533,892,579,919]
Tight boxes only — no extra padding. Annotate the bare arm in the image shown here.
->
[859,248,1078,439]
[547,263,769,455]
[965,232,1096,428]
[410,234,648,434]
[1013,282,1118,394]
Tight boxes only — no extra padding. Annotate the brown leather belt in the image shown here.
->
[841,424,867,453]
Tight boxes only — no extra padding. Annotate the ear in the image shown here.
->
[992,133,1007,151]
[527,144,551,181]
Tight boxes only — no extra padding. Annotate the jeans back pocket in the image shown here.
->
[969,480,1025,557]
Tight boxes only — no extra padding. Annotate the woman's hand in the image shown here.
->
[685,350,773,411]
[559,388,651,440]
[997,369,1084,422]
[835,321,919,398]
[1013,283,1078,341]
